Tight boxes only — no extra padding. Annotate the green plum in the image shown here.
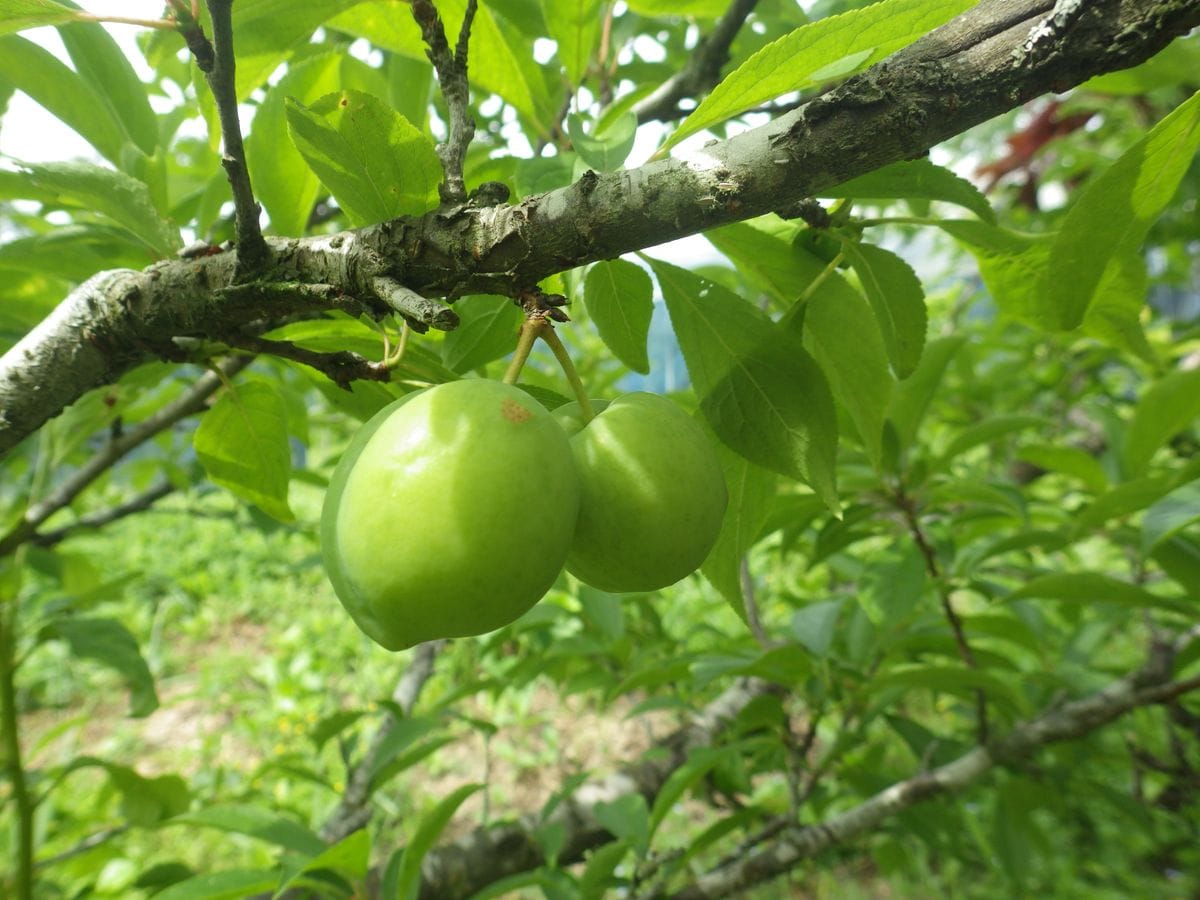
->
[555,393,727,592]
[322,379,579,650]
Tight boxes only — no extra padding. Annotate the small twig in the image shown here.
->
[634,0,760,123]
[738,557,774,650]
[410,0,478,205]
[221,334,390,390]
[31,481,176,548]
[893,484,988,745]
[0,357,251,557]
[371,276,459,331]
[203,0,269,276]
[0,600,33,899]
[320,640,445,844]
[33,827,129,870]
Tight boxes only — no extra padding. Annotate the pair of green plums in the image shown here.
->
[321,379,727,650]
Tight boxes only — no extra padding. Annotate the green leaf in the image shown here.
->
[584,259,654,374]
[701,442,777,618]
[276,829,369,894]
[57,11,158,156]
[875,664,1025,714]
[825,159,994,223]
[286,89,441,226]
[11,162,181,257]
[168,805,326,856]
[193,379,294,522]
[934,416,1050,472]
[858,543,926,628]
[566,111,637,171]
[885,335,964,449]
[152,870,280,900]
[0,34,127,163]
[395,784,482,900]
[1072,475,1175,535]
[1124,368,1200,477]
[1142,481,1200,552]
[39,618,158,717]
[1007,573,1191,615]
[652,258,839,510]
[791,599,844,657]
[1014,444,1108,494]
[60,757,189,826]
[803,273,894,467]
[0,0,79,35]
[247,53,342,236]
[230,0,363,98]
[1152,536,1200,596]
[1044,90,1200,330]
[441,295,523,373]
[580,840,632,897]
[594,793,650,855]
[660,0,973,152]
[543,0,600,86]
[840,242,928,379]
[330,0,556,134]
[937,220,1056,327]
[649,745,739,838]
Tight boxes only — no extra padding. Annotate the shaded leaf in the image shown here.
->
[885,335,964,448]
[1007,573,1191,615]
[1142,481,1200,552]
[39,618,157,717]
[651,258,838,510]
[168,805,325,856]
[791,598,844,657]
[194,379,294,522]
[826,159,994,222]
[441,295,523,373]
[396,784,482,900]
[153,870,280,900]
[544,0,601,85]
[840,242,927,378]
[1124,368,1200,477]
[584,259,654,374]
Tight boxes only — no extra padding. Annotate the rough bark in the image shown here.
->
[1,0,1197,458]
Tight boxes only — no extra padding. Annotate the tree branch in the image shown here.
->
[413,678,773,897]
[633,0,760,123]
[0,356,250,556]
[203,0,269,275]
[411,0,478,205]
[667,631,1200,898]
[1,0,1196,459]
[31,480,176,548]
[320,640,445,844]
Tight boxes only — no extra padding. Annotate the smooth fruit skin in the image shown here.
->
[555,393,727,592]
[322,380,579,650]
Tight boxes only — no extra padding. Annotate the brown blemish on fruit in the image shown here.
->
[501,399,532,423]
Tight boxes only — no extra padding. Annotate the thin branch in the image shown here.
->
[220,334,390,389]
[410,0,478,205]
[0,357,251,557]
[320,640,446,844]
[412,678,773,897]
[633,0,760,123]
[31,481,176,548]
[203,0,269,275]
[669,644,1200,899]
[894,484,988,744]
[738,557,774,650]
[33,827,129,870]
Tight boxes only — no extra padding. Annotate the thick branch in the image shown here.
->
[668,632,1200,898]
[1,0,1196,458]
[634,0,760,123]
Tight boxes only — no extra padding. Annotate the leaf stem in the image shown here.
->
[539,326,595,421]
[502,318,544,385]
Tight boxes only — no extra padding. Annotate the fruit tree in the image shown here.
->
[1,0,1199,897]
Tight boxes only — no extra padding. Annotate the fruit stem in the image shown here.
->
[502,317,544,385]
[539,326,595,422]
